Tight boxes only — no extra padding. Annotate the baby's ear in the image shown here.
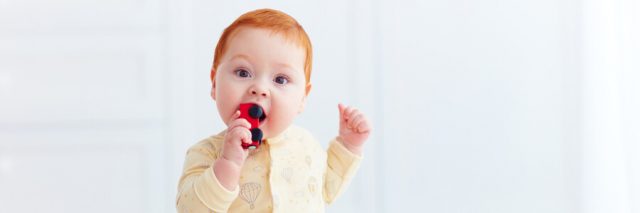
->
[298,83,312,114]
[210,68,217,100]
[305,82,312,96]
[210,87,216,100]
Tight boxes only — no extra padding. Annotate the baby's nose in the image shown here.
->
[250,87,268,97]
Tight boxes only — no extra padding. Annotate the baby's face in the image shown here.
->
[212,27,309,139]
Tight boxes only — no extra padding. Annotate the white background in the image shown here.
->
[0,0,638,212]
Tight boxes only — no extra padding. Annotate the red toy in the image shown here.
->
[238,103,266,150]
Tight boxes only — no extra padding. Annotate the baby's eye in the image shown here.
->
[274,75,289,85]
[235,69,251,78]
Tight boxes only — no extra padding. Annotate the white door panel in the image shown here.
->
[0,0,169,212]
[0,35,165,123]
[0,127,166,212]
[0,0,163,32]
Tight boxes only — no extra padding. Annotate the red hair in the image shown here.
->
[211,9,313,84]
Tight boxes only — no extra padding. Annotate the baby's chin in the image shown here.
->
[260,121,289,139]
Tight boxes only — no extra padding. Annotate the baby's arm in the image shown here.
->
[214,110,252,190]
[176,111,252,212]
[176,142,238,212]
[323,104,372,203]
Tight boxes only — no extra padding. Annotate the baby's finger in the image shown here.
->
[347,109,360,121]
[355,119,371,133]
[239,128,253,142]
[228,120,253,145]
[338,104,348,126]
[343,106,355,121]
[226,110,242,124]
[227,127,249,144]
[241,135,253,145]
[346,109,360,128]
[338,103,346,114]
[228,117,252,130]
[349,113,364,129]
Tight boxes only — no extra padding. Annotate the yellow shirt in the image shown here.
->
[176,125,362,212]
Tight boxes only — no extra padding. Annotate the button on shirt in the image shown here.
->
[176,125,362,212]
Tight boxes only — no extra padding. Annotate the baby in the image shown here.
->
[176,8,371,212]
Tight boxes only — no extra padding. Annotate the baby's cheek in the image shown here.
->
[265,110,297,137]
[216,94,240,124]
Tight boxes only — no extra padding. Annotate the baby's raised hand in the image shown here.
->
[221,110,252,166]
[337,104,371,155]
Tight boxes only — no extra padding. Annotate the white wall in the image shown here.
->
[1,0,638,213]
[373,0,583,212]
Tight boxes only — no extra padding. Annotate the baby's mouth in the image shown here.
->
[243,102,267,125]
[255,104,267,125]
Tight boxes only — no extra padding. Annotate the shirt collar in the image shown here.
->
[263,126,291,146]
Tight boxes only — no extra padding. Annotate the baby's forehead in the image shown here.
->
[223,28,306,66]
[228,27,305,49]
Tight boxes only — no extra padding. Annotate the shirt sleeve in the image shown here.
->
[176,139,240,213]
[323,138,363,204]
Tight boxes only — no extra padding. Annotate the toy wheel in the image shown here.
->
[248,104,263,119]
[251,128,263,142]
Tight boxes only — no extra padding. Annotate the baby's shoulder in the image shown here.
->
[186,132,225,157]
